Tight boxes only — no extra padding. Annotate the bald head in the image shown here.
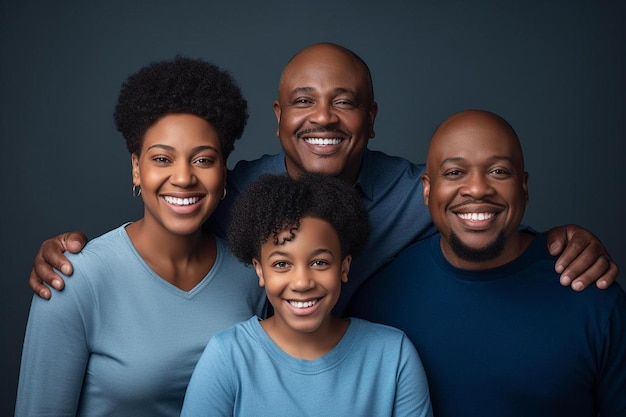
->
[423,109,530,269]
[426,110,524,174]
[279,42,374,102]
[272,42,378,184]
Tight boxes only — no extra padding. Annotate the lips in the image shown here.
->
[163,195,201,206]
[304,138,343,146]
[456,212,495,222]
[284,297,324,316]
[288,298,320,308]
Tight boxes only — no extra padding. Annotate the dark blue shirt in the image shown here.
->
[349,233,626,416]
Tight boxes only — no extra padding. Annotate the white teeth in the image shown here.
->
[163,196,200,206]
[289,299,318,308]
[457,212,495,221]
[305,138,342,145]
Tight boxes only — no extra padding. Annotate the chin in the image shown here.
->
[449,230,505,263]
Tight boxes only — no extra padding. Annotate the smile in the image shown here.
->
[457,212,495,221]
[163,196,201,206]
[304,138,343,145]
[288,298,320,309]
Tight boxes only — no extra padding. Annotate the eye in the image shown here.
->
[333,99,355,109]
[490,168,512,178]
[443,169,464,178]
[272,261,290,269]
[311,259,330,269]
[152,155,171,165]
[291,97,313,107]
[194,157,216,167]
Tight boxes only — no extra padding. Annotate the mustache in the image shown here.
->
[449,199,506,211]
[296,127,350,139]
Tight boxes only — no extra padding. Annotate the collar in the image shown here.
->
[276,149,373,201]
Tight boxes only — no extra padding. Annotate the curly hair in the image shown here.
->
[113,56,248,161]
[228,173,370,264]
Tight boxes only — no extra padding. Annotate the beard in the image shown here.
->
[449,230,505,263]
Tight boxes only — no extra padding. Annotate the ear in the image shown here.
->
[252,259,265,288]
[272,100,281,138]
[222,163,228,190]
[340,255,352,283]
[422,173,431,206]
[368,101,378,139]
[131,153,140,186]
[522,171,529,204]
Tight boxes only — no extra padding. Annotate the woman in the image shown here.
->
[15,57,266,416]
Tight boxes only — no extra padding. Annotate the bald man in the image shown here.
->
[30,44,617,316]
[349,110,626,416]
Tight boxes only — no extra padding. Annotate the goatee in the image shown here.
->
[449,231,505,263]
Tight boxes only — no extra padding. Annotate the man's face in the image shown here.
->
[273,44,378,184]
[422,111,529,269]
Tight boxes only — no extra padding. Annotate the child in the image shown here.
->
[181,173,433,416]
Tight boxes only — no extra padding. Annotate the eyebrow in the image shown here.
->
[288,87,356,97]
[147,144,220,153]
[440,155,515,167]
[266,247,335,259]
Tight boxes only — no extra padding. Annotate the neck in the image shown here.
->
[261,315,349,360]
[125,218,216,290]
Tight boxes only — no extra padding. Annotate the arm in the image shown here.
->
[597,286,626,414]
[545,224,618,291]
[29,231,88,299]
[393,335,433,417]
[15,284,89,415]
[181,337,235,417]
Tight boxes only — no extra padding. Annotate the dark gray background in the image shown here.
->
[1,0,624,413]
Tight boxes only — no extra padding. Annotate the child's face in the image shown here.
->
[253,216,351,335]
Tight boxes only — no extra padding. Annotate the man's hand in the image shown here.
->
[29,231,88,299]
[546,224,618,291]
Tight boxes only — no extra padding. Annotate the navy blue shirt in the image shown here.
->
[208,149,438,315]
[349,234,626,416]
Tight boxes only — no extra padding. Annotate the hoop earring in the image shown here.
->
[221,187,227,201]
[132,185,142,198]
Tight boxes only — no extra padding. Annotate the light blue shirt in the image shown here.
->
[15,225,266,417]
[181,316,433,417]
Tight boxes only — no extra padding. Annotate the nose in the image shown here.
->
[308,100,339,126]
[290,266,315,292]
[460,172,495,198]
[170,162,197,187]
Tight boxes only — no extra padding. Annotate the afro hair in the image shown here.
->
[227,173,370,264]
[114,56,247,161]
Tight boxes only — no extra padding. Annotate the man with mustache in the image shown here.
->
[348,110,626,416]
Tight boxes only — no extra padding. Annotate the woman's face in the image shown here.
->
[132,113,226,236]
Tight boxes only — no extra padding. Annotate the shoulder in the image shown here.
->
[349,317,408,342]
[381,234,437,271]
[63,225,133,282]
[364,149,425,178]
[213,237,260,285]
[206,317,261,355]
[358,149,426,201]
[228,153,285,192]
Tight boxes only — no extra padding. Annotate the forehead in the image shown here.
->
[143,114,220,146]
[262,217,341,252]
[429,116,523,167]
[280,46,369,95]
